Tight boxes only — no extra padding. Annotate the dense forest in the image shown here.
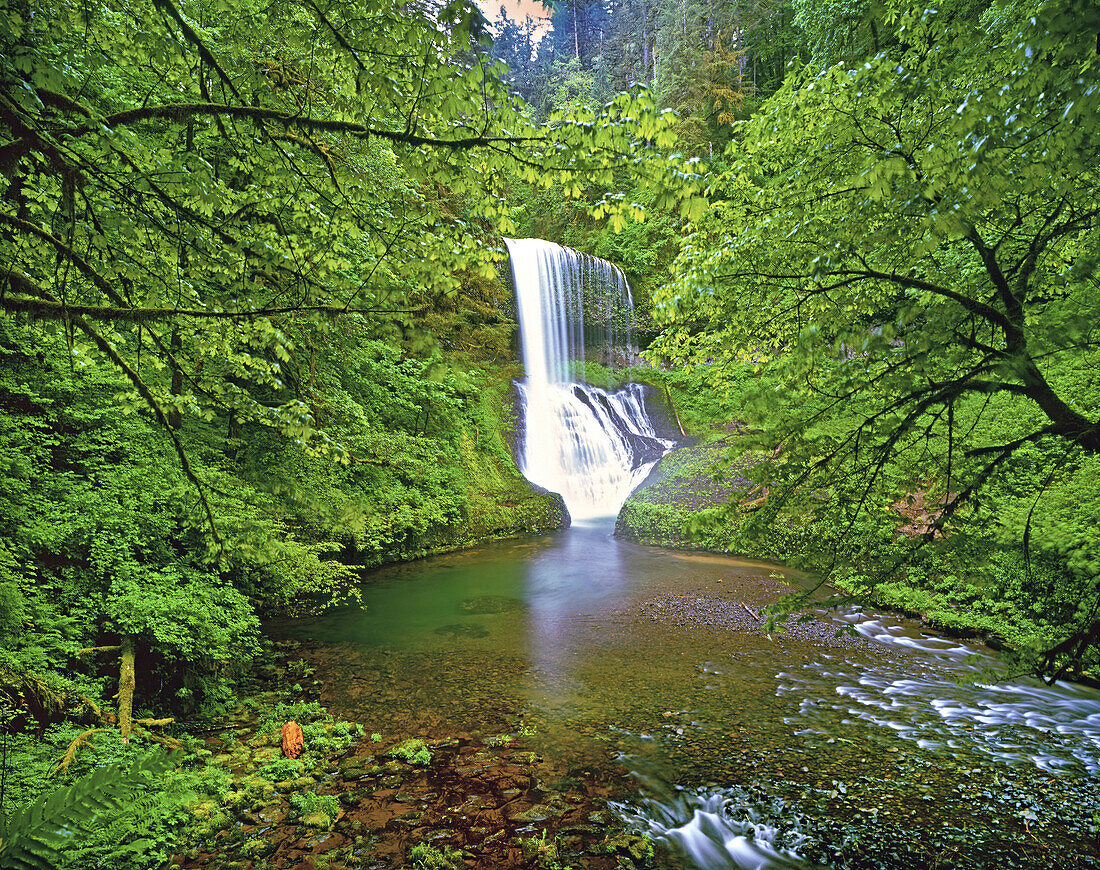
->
[1,0,1098,866]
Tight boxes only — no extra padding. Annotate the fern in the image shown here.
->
[60,782,195,870]
[0,749,174,870]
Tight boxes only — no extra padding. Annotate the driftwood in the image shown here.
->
[739,602,761,622]
[282,721,304,759]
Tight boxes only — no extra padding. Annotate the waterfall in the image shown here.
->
[506,238,675,522]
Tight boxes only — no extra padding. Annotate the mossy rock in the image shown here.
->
[388,738,432,766]
[458,595,526,615]
[301,811,334,828]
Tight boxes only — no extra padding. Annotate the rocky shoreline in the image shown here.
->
[171,643,657,870]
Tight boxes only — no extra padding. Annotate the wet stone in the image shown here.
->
[506,803,557,823]
[456,794,495,813]
[302,832,339,851]
[338,755,376,775]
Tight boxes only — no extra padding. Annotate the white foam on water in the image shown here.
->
[614,786,808,870]
[507,238,675,520]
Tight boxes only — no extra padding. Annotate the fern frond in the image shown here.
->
[0,750,175,870]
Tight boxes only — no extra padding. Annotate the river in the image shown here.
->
[272,519,1100,869]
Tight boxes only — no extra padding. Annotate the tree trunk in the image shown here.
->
[168,327,183,429]
[118,635,135,743]
[573,0,580,61]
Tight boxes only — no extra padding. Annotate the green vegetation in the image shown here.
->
[1,0,1099,862]
[288,791,341,828]
[408,842,466,870]
[644,0,1100,679]
[521,830,572,870]
[0,749,176,870]
[388,738,432,767]
[616,439,758,547]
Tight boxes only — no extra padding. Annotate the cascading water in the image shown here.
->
[506,238,675,521]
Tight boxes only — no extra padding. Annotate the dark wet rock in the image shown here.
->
[338,755,376,776]
[458,595,527,615]
[301,831,340,851]
[506,803,557,823]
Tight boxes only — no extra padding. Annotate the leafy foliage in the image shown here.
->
[0,749,175,870]
[389,738,432,766]
[651,0,1100,676]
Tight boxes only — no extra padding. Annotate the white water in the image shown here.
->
[616,782,808,870]
[506,238,675,521]
[618,606,1100,869]
[780,607,1100,777]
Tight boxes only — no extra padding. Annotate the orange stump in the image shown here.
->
[281,720,304,759]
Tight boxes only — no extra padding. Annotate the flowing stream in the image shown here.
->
[275,529,1100,867]
[276,241,1100,867]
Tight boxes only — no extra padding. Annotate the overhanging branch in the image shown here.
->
[97,103,546,150]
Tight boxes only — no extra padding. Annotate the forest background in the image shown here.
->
[0,0,1097,865]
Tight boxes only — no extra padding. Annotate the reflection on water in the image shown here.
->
[270,524,1100,868]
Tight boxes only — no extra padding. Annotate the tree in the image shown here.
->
[650,0,1100,677]
[491,8,541,104]
[654,0,757,154]
[0,0,696,546]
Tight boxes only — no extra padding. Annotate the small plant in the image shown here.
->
[260,700,327,734]
[288,791,342,828]
[301,718,361,757]
[370,732,382,742]
[257,756,305,782]
[522,830,571,870]
[0,750,177,870]
[389,738,432,766]
[486,733,513,746]
[287,658,312,679]
[408,842,464,869]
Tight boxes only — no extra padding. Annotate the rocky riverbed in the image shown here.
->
[171,643,658,870]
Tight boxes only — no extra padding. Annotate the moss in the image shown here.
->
[388,739,432,766]
[616,437,758,548]
[407,842,465,869]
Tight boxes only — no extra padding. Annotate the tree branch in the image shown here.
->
[0,293,422,322]
[96,102,546,150]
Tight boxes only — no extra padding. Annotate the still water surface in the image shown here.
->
[274,522,1100,868]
